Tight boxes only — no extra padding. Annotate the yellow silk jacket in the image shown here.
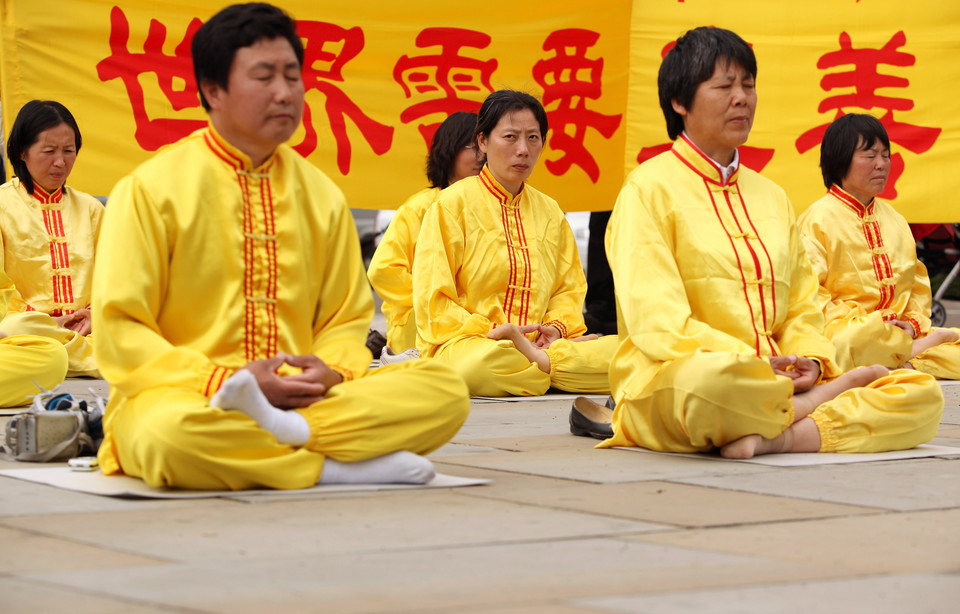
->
[367,187,440,349]
[606,136,840,399]
[798,185,931,339]
[0,178,103,315]
[0,269,12,319]
[92,125,373,406]
[413,166,587,356]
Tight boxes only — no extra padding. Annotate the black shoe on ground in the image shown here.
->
[570,396,614,440]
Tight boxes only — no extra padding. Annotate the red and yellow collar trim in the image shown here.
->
[828,184,874,218]
[16,178,64,204]
[478,165,524,206]
[671,134,740,186]
[202,124,277,173]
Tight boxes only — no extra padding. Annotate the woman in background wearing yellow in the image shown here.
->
[798,113,959,377]
[368,112,481,357]
[413,90,613,397]
[0,100,102,377]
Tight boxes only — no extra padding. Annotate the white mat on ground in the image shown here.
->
[614,443,960,466]
[0,467,489,499]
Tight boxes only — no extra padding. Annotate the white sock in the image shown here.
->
[210,370,310,446]
[319,451,436,485]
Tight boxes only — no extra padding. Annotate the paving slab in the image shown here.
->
[464,606,611,614]
[430,441,507,456]
[20,538,835,614]
[454,400,574,438]
[635,508,960,575]
[572,573,960,614]
[673,457,960,511]
[436,445,775,483]
[942,406,960,425]
[457,480,876,527]
[0,525,164,575]
[457,433,597,453]
[0,577,173,614]
[0,472,206,516]
[934,424,960,439]
[1,490,666,562]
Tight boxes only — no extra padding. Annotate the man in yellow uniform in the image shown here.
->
[92,3,469,490]
[413,91,613,397]
[0,269,68,407]
[599,27,942,458]
[798,113,960,378]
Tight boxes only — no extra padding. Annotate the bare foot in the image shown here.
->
[720,417,821,459]
[488,324,551,373]
[911,328,960,359]
[721,429,792,459]
[792,365,889,421]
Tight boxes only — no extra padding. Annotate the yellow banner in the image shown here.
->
[628,1,959,222]
[0,0,629,210]
[0,1,956,220]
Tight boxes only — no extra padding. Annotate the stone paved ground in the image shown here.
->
[3,303,960,613]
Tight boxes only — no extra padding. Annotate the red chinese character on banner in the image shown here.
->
[636,40,774,172]
[296,21,393,174]
[795,31,941,199]
[97,9,392,174]
[532,29,622,183]
[96,7,206,151]
[393,28,497,146]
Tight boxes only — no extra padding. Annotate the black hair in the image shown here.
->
[474,90,549,144]
[819,113,890,189]
[426,112,478,189]
[192,3,304,111]
[658,27,757,140]
[6,100,82,194]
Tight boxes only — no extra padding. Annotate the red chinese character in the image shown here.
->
[296,21,393,174]
[532,29,622,183]
[97,10,392,173]
[393,28,497,146]
[637,40,774,173]
[795,31,941,199]
[96,7,206,151]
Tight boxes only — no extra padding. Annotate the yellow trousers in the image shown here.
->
[0,335,68,407]
[910,329,960,379]
[100,360,469,490]
[0,311,98,378]
[829,315,960,380]
[386,310,417,354]
[602,352,943,454]
[434,334,615,397]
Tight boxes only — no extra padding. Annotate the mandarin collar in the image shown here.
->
[828,184,875,217]
[477,165,525,205]
[203,123,278,172]
[672,134,741,186]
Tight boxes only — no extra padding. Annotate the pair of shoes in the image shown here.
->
[570,396,614,440]
[380,346,420,365]
[2,386,105,462]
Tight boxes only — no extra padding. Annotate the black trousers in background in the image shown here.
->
[583,211,617,336]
